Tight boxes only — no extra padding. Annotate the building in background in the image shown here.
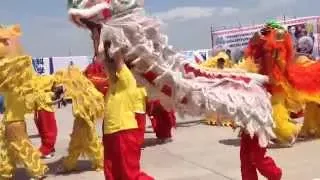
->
[32,56,92,75]
[181,49,213,64]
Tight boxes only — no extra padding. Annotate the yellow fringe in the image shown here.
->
[199,52,233,69]
[8,139,48,177]
[300,103,320,137]
[54,67,105,126]
[0,56,104,124]
[235,57,259,73]
[272,94,300,143]
[63,118,103,172]
[205,114,235,127]
[0,123,13,179]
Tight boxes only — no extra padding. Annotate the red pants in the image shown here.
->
[103,128,154,180]
[240,133,282,180]
[147,100,176,139]
[34,110,58,156]
[136,113,147,146]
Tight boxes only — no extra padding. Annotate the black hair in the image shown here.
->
[217,58,225,63]
[80,18,101,31]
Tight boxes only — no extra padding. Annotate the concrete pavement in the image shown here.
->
[12,106,320,180]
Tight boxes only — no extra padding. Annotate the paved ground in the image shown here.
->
[12,106,320,180]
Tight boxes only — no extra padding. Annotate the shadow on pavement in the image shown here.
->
[142,137,162,148]
[146,120,202,129]
[49,159,98,176]
[13,160,100,179]
[219,138,240,147]
[13,168,29,180]
[176,120,202,127]
[28,134,41,139]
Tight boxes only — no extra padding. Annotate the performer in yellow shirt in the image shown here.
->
[102,41,154,180]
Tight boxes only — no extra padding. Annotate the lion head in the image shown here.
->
[67,0,143,27]
[245,20,294,76]
[0,24,23,58]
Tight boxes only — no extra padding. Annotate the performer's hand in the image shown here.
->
[112,47,126,72]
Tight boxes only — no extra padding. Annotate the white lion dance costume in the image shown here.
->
[198,51,236,127]
[0,25,105,178]
[67,0,275,147]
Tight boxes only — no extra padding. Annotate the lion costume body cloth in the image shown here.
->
[0,25,104,178]
[199,52,235,127]
[68,0,276,147]
[245,22,320,143]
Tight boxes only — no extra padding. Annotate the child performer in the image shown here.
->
[34,80,62,158]
[102,40,154,180]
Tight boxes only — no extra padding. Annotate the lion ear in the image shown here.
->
[9,24,22,37]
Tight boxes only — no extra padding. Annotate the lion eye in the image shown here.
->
[0,38,9,46]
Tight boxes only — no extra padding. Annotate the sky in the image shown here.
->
[1,0,320,57]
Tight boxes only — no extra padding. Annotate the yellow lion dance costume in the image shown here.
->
[0,25,105,179]
[0,24,48,179]
[56,66,104,172]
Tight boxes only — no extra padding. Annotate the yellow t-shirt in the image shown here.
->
[3,92,26,123]
[134,87,147,113]
[104,66,140,134]
[36,92,55,112]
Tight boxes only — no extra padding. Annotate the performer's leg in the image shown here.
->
[315,104,320,137]
[147,100,157,134]
[37,110,58,156]
[250,135,282,180]
[103,129,154,180]
[83,123,103,171]
[103,134,114,180]
[272,94,300,144]
[135,113,146,146]
[152,102,174,140]
[168,111,177,129]
[149,115,157,134]
[205,114,218,126]
[5,121,48,178]
[0,123,14,179]
[0,96,4,114]
[300,103,320,138]
[62,119,85,172]
[240,132,258,180]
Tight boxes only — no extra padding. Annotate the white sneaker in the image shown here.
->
[41,152,55,159]
[30,175,47,180]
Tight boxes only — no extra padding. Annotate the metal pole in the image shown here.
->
[68,48,72,56]
[210,26,214,49]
